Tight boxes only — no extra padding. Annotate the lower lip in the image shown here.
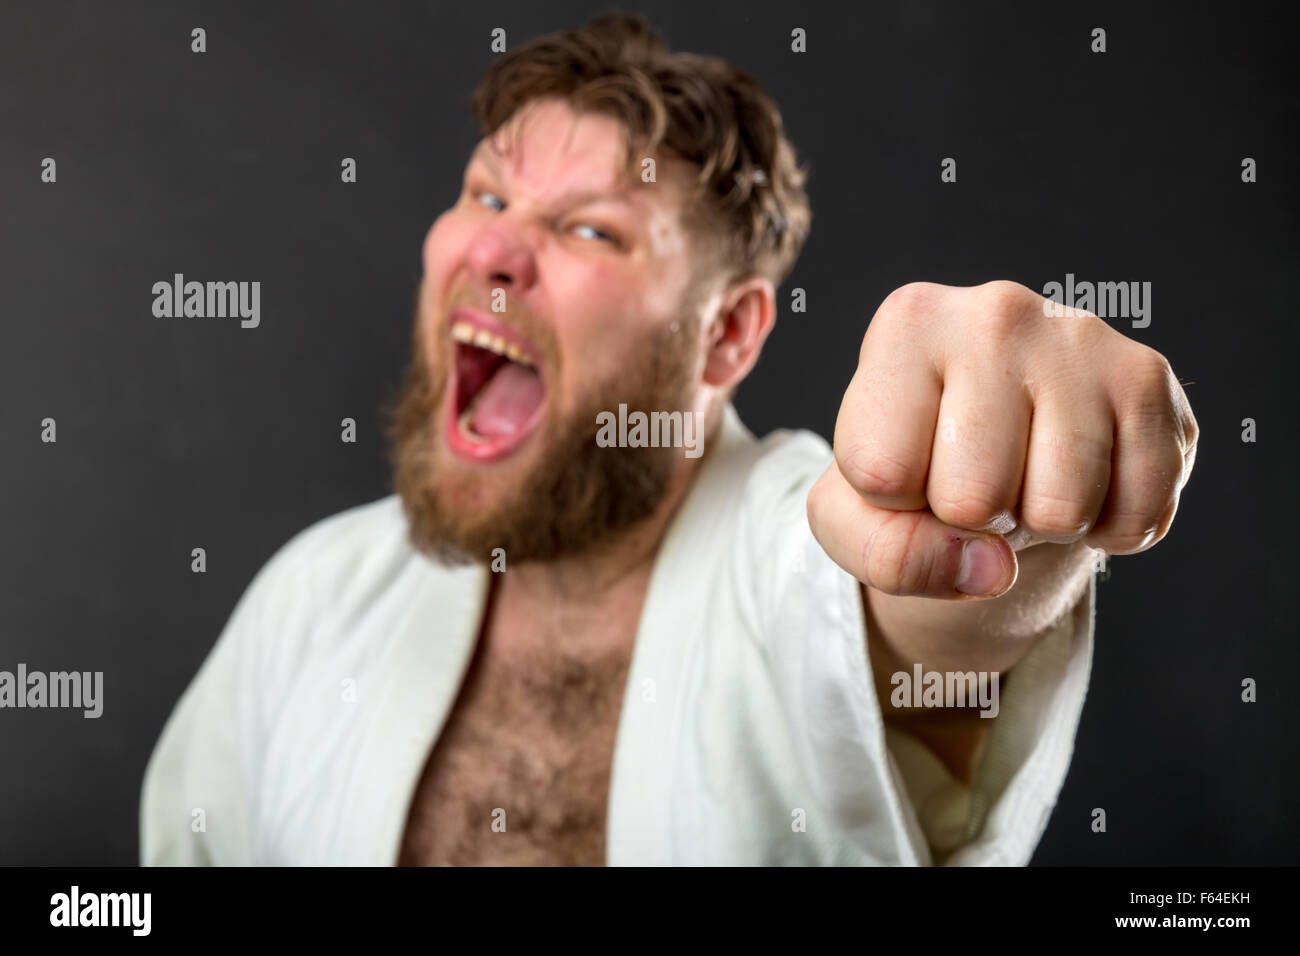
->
[442,361,546,463]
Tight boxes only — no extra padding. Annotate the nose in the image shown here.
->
[465,218,538,293]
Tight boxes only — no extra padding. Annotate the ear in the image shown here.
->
[702,277,776,389]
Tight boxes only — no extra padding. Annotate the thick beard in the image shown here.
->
[386,301,701,567]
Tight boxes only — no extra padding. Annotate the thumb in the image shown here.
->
[807,463,1018,599]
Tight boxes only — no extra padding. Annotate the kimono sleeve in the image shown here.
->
[738,429,1095,865]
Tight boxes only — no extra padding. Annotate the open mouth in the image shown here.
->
[444,313,547,462]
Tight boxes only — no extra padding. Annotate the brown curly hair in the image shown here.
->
[470,11,812,290]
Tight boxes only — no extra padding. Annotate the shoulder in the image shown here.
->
[243,494,414,607]
[140,494,429,863]
[219,493,437,674]
[263,493,409,571]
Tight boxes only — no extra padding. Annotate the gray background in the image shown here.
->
[1,0,1295,865]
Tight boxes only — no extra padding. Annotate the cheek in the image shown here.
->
[421,210,469,286]
[563,259,651,335]
[554,258,684,385]
[561,270,641,375]
[640,253,693,319]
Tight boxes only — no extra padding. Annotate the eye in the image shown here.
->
[474,190,505,212]
[571,223,619,245]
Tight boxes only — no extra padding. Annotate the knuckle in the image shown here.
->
[1183,408,1201,448]
[1117,347,1176,404]
[928,474,1007,529]
[837,443,915,498]
[1155,444,1187,486]
[1095,512,1166,554]
[974,280,1035,333]
[978,279,1033,308]
[1178,420,1200,483]
[1021,491,1093,538]
[1174,390,1200,458]
[1060,309,1107,351]
[1139,350,1176,391]
[879,281,942,317]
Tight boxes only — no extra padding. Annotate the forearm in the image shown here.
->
[864,541,1095,785]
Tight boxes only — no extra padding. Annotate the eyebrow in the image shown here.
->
[471,148,638,210]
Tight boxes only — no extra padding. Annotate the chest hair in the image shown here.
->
[397,609,636,866]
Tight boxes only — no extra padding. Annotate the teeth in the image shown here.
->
[450,320,533,366]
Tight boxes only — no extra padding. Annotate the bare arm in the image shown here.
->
[863,541,1094,783]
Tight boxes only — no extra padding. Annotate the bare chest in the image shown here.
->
[396,605,637,866]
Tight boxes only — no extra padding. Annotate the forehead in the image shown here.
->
[470,98,692,213]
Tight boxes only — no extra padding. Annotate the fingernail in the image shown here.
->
[956,539,1006,596]
[1003,523,1034,551]
[980,510,1018,535]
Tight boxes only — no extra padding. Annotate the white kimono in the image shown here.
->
[140,403,1094,866]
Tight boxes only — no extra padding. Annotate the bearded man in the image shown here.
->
[141,13,1198,866]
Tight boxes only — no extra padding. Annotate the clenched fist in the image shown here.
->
[808,280,1199,600]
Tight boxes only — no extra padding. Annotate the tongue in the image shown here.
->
[469,362,545,438]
